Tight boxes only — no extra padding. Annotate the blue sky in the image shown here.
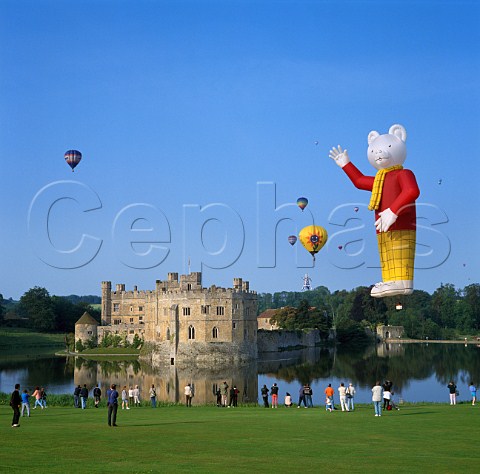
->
[1,0,479,299]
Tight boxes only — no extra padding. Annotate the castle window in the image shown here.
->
[216,306,224,316]
[139,306,143,312]
[139,316,143,321]
[188,325,195,340]
[235,303,239,309]
[87,331,92,335]
[129,330,134,334]
[232,322,237,329]
[187,284,192,290]
[201,305,210,315]
[166,328,171,340]
[113,319,121,325]
[130,317,134,323]
[113,304,119,312]
[183,307,191,316]
[212,327,218,339]
[130,306,133,312]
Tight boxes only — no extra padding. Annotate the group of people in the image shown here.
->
[74,384,102,409]
[215,381,240,407]
[9,384,47,427]
[447,381,477,406]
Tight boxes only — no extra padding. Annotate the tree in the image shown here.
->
[18,287,56,331]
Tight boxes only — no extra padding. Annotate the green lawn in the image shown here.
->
[2,403,479,473]
[0,328,64,350]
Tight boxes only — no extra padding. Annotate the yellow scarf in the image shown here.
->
[368,165,403,211]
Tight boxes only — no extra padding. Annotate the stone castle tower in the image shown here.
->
[85,272,258,366]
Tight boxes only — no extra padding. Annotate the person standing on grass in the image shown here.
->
[304,384,313,408]
[338,383,349,412]
[324,384,335,410]
[128,386,134,407]
[261,384,269,408]
[447,381,457,405]
[221,381,229,407]
[270,383,279,408]
[468,382,476,406]
[93,384,102,408]
[10,383,21,427]
[40,387,47,408]
[80,384,89,409]
[21,389,31,417]
[346,383,355,411]
[32,386,43,410]
[133,385,141,406]
[149,384,157,408]
[122,386,130,409]
[372,381,383,416]
[74,385,81,408]
[107,383,119,427]
[185,383,193,407]
[297,385,306,408]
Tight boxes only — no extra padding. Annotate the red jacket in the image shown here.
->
[342,162,420,233]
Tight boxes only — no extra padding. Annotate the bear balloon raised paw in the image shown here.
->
[329,124,420,298]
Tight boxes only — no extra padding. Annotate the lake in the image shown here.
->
[1,343,479,405]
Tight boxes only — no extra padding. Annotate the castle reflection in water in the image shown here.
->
[74,358,259,404]
[72,347,327,404]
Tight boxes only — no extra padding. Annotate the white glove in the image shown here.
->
[375,208,398,232]
[329,145,350,168]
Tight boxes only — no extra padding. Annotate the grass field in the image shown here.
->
[0,328,64,351]
[2,402,479,473]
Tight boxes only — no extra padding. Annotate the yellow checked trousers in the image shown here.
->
[377,230,416,282]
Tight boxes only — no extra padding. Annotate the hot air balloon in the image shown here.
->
[288,235,297,246]
[298,225,328,261]
[64,150,82,172]
[354,207,359,213]
[338,245,343,250]
[297,197,308,211]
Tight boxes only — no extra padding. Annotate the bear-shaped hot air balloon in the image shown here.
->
[329,124,419,298]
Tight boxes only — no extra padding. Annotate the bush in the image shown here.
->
[75,339,85,352]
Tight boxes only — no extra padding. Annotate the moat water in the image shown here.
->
[1,343,479,404]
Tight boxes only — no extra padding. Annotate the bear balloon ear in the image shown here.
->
[368,130,379,145]
[388,124,407,142]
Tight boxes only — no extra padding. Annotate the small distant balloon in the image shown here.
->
[338,245,343,250]
[314,141,319,146]
[288,235,297,246]
[64,150,82,172]
[354,207,359,213]
[463,263,466,267]
[297,197,308,211]
[438,179,442,185]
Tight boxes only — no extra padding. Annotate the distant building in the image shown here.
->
[257,309,279,330]
[377,325,404,340]
[75,273,258,365]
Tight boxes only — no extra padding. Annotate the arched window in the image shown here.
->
[188,325,195,340]
[166,328,170,340]
[212,326,218,339]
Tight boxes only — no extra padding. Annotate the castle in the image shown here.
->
[75,272,258,366]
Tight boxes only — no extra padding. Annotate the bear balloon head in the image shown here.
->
[367,124,407,171]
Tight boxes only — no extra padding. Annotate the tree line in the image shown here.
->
[0,287,101,332]
[259,283,480,341]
